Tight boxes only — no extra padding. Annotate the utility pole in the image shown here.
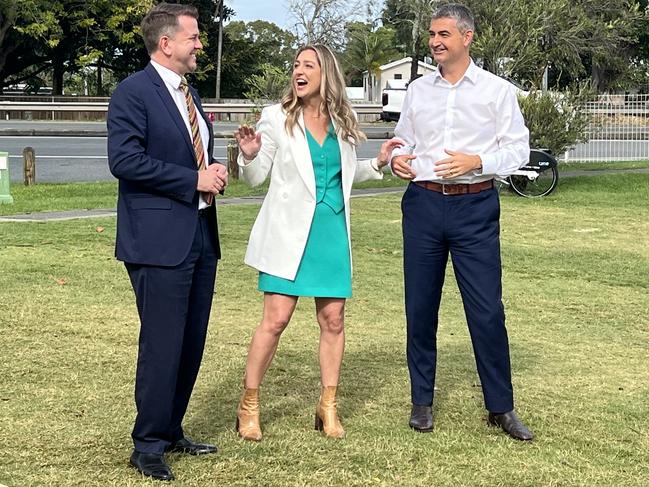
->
[215,0,224,101]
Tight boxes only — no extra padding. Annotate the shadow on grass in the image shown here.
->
[187,327,538,438]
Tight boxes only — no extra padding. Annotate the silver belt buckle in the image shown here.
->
[442,184,451,195]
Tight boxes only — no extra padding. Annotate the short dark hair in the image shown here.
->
[140,3,199,55]
[432,4,475,33]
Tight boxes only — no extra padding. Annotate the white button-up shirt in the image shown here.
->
[392,60,529,183]
[150,60,211,208]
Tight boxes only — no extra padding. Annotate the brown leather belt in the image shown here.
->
[414,179,494,195]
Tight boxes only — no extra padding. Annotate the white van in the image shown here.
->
[380,79,408,122]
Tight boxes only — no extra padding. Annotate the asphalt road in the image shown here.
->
[0,121,393,183]
[1,120,647,183]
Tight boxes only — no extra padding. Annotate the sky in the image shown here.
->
[225,0,385,30]
[226,0,292,29]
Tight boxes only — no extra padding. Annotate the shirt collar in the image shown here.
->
[150,59,183,90]
[432,59,479,86]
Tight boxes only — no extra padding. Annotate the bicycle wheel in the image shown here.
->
[509,166,558,197]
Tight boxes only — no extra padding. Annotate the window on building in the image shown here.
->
[394,74,403,80]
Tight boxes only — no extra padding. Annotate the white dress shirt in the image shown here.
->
[150,60,211,208]
[391,60,529,183]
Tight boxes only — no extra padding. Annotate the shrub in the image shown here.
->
[518,82,596,156]
[244,63,290,105]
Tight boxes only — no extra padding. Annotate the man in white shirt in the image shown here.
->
[391,3,533,441]
[107,3,227,480]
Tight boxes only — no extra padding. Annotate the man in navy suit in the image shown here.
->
[107,3,227,481]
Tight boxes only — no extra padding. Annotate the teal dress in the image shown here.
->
[258,123,352,298]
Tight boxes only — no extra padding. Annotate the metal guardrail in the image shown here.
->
[0,102,109,112]
[0,101,384,114]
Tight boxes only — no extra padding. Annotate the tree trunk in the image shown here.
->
[52,58,64,96]
[410,43,421,82]
[591,63,604,92]
[96,65,103,96]
[410,7,426,82]
[0,6,17,76]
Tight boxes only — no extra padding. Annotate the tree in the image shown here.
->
[0,0,239,97]
[579,0,646,91]
[225,20,296,70]
[466,0,645,91]
[0,0,152,95]
[342,21,397,97]
[288,0,363,50]
[244,63,291,104]
[0,1,51,93]
[381,0,645,92]
[0,2,18,84]
[218,20,295,99]
[628,1,649,90]
[381,0,437,81]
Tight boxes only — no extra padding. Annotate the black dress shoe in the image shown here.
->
[409,405,434,432]
[166,437,218,455]
[130,451,174,481]
[488,410,534,441]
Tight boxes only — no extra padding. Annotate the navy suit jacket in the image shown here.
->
[107,63,221,266]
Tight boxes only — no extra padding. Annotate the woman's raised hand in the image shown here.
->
[234,124,262,160]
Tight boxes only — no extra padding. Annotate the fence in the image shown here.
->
[0,100,382,123]
[564,94,649,162]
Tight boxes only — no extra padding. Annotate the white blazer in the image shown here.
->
[237,103,383,280]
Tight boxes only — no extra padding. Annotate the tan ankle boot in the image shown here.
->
[236,388,262,441]
[315,386,345,438]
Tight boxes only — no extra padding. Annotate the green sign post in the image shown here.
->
[0,151,14,204]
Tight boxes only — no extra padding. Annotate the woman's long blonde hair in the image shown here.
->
[281,44,366,145]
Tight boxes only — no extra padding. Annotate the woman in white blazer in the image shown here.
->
[234,44,402,441]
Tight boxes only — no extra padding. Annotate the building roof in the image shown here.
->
[379,57,436,72]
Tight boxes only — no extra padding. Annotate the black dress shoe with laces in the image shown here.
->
[409,405,434,432]
[166,437,218,455]
[488,410,534,441]
[130,451,174,481]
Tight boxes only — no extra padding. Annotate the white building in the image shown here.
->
[363,57,436,103]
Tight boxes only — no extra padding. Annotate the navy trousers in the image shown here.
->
[402,182,514,413]
[125,212,218,454]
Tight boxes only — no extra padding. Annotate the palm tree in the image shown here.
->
[343,23,398,101]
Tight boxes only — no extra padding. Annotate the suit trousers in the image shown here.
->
[401,182,514,413]
[125,212,218,454]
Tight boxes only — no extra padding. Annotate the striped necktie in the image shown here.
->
[180,76,213,204]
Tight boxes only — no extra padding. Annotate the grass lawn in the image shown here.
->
[2,160,647,217]
[0,172,648,486]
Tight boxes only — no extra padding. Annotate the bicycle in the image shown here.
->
[498,149,559,197]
